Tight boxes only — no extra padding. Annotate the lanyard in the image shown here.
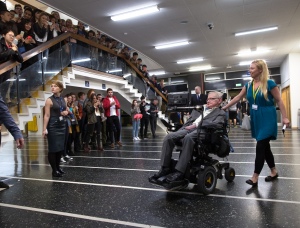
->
[53,96,65,112]
[252,82,260,103]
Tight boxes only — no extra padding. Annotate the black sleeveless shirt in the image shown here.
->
[49,95,66,117]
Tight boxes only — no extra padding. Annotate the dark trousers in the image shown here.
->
[254,137,275,174]
[150,115,157,137]
[140,117,149,138]
[48,151,62,173]
[91,116,102,148]
[63,125,69,157]
[107,116,121,143]
[67,125,78,154]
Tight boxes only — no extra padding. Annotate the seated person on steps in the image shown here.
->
[150,91,225,183]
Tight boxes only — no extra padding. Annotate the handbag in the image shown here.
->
[241,115,251,130]
[134,114,143,119]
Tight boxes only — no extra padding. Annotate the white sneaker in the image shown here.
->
[64,155,73,160]
[136,137,141,140]
[133,137,137,141]
[60,157,66,163]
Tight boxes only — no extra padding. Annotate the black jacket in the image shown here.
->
[0,37,23,64]
[190,94,207,106]
[149,102,158,117]
[140,102,150,119]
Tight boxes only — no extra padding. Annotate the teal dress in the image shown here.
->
[245,80,277,141]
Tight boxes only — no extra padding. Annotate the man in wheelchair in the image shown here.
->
[149,91,228,190]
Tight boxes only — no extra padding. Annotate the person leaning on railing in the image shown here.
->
[0,25,23,102]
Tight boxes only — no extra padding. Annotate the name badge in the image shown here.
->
[59,116,64,121]
[252,104,258,110]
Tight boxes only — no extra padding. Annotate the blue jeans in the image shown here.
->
[132,120,140,138]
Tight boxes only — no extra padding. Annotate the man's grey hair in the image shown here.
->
[208,91,223,98]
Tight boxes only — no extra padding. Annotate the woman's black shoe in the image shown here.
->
[58,169,65,174]
[52,171,63,177]
[265,174,278,182]
[246,179,258,187]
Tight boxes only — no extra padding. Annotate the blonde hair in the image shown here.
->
[251,59,269,100]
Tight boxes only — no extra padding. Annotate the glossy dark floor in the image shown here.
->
[1,127,300,227]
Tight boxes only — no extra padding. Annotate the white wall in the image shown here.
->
[280,55,290,89]
[281,53,300,128]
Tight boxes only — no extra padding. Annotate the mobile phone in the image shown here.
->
[20,31,24,37]
[14,14,19,19]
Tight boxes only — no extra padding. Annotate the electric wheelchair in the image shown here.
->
[149,93,235,195]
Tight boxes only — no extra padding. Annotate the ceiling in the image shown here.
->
[39,0,300,77]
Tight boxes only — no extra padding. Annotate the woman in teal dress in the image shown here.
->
[223,59,290,187]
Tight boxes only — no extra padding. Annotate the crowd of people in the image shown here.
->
[0,2,133,57]
[43,83,124,177]
[221,94,250,128]
[0,2,156,102]
[41,81,162,177]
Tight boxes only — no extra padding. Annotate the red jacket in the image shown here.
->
[102,95,121,117]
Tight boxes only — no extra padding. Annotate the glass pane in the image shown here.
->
[72,42,91,69]
[205,73,225,81]
[98,48,109,72]
[0,68,19,107]
[43,46,61,83]
[61,42,71,68]
[18,60,42,100]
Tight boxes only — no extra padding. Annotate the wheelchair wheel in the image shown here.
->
[197,166,217,195]
[225,167,235,182]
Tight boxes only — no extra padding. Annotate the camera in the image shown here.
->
[207,23,214,30]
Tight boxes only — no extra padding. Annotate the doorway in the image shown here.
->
[281,86,291,123]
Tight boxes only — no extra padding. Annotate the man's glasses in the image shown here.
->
[207,98,219,101]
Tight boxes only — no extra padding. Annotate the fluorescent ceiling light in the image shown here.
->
[206,77,220,81]
[235,27,278,36]
[243,77,252,80]
[107,69,122,73]
[237,49,270,56]
[189,65,212,72]
[155,41,189,49]
[149,71,165,75]
[239,61,252,66]
[38,71,59,74]
[7,79,26,81]
[123,73,131,77]
[171,80,184,84]
[177,58,204,64]
[111,5,159,21]
[72,58,91,63]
